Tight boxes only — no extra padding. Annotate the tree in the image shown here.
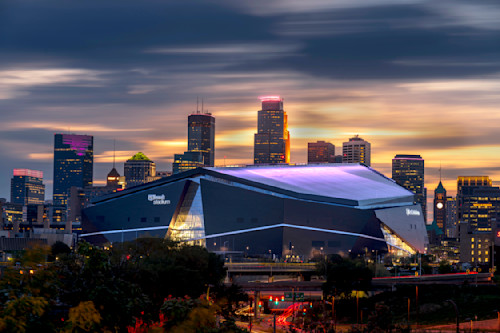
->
[51,241,71,258]
[54,240,147,331]
[366,303,393,333]
[0,295,49,333]
[65,301,102,332]
[438,260,452,274]
[320,255,372,298]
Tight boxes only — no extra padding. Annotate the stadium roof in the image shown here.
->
[208,164,414,208]
[95,164,415,209]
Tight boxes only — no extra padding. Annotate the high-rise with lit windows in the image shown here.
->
[456,176,499,265]
[342,135,371,166]
[53,134,93,207]
[392,154,426,222]
[446,196,458,238]
[188,112,215,167]
[11,169,45,206]
[457,177,499,233]
[308,141,335,164]
[124,152,158,188]
[254,96,290,165]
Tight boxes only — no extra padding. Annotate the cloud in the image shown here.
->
[0,68,107,99]
[223,0,421,16]
[424,2,500,30]
[146,42,300,55]
[3,121,149,133]
[0,0,499,201]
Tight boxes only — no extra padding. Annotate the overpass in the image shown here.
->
[225,262,317,276]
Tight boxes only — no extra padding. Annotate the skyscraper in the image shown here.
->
[392,154,426,222]
[124,152,157,188]
[254,96,290,165]
[53,134,93,207]
[308,141,335,164]
[446,196,458,237]
[10,169,45,205]
[457,176,497,233]
[188,112,215,167]
[456,176,499,264]
[342,135,371,166]
[433,181,447,233]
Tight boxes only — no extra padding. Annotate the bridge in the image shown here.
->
[225,262,317,276]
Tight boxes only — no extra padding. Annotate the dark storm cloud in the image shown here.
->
[1,0,500,199]
[0,0,274,69]
[253,5,500,79]
[2,1,499,80]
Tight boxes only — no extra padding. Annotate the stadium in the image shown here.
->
[82,164,428,259]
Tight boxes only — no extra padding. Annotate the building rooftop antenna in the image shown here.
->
[201,97,204,113]
[439,161,442,182]
[113,139,116,168]
[196,96,199,114]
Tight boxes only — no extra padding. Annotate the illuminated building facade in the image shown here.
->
[456,177,500,265]
[10,169,45,205]
[254,96,290,165]
[307,141,335,164]
[172,151,204,174]
[53,134,93,208]
[446,197,458,238]
[392,154,426,222]
[457,176,492,224]
[459,231,493,265]
[83,164,428,259]
[433,181,447,233]
[342,135,371,166]
[188,112,215,167]
[124,152,158,188]
[459,187,500,233]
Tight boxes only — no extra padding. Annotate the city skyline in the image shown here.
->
[1,0,500,202]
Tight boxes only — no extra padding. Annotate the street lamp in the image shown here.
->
[372,249,378,277]
[445,299,459,333]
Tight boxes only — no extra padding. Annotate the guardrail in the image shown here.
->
[225,262,317,272]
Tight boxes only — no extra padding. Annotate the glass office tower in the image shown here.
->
[254,96,290,164]
[53,134,93,207]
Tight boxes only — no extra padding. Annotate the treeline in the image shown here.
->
[0,238,248,333]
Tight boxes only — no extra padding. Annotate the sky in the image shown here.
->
[1,0,500,218]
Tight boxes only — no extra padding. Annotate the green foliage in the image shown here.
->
[320,255,372,297]
[161,297,200,330]
[65,301,102,332]
[213,284,248,320]
[18,244,50,267]
[438,260,452,274]
[0,295,49,333]
[54,240,147,331]
[0,238,229,332]
[129,152,151,161]
[160,296,248,333]
[366,303,393,333]
[51,241,71,257]
[368,284,500,326]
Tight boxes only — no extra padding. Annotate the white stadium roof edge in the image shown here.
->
[93,163,416,209]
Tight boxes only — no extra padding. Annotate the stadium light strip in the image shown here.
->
[185,224,409,253]
[184,223,387,243]
[80,226,169,237]
[79,223,409,253]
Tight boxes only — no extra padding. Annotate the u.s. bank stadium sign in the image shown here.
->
[148,194,170,205]
[406,208,421,216]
